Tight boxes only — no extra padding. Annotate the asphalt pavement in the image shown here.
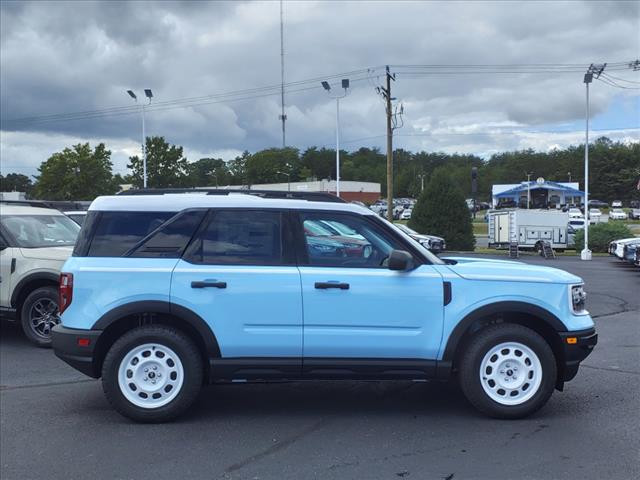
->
[1,255,638,480]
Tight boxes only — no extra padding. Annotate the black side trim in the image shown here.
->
[303,358,437,379]
[0,306,17,320]
[10,258,16,274]
[208,357,438,381]
[441,301,567,362]
[10,272,59,307]
[443,281,452,306]
[209,358,302,381]
[92,301,221,358]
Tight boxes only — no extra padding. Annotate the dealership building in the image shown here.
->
[220,180,381,203]
[492,179,585,208]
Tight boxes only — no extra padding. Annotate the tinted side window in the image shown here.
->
[87,211,173,257]
[185,210,286,265]
[128,210,206,258]
[299,212,404,268]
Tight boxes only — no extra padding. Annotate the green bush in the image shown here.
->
[573,222,633,252]
[408,169,475,251]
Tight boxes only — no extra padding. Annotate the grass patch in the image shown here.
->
[473,223,488,235]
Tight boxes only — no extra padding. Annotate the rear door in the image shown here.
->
[170,209,303,375]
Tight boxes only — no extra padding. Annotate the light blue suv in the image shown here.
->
[52,190,597,422]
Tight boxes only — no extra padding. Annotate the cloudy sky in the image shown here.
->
[1,0,638,179]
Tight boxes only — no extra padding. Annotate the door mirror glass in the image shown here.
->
[387,249,413,271]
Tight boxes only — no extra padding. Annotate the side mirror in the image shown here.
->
[388,249,414,271]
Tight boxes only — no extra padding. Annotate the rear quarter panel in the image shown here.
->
[59,257,179,329]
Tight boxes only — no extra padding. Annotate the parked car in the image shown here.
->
[588,199,609,209]
[588,208,601,222]
[52,190,596,422]
[628,208,640,220]
[394,223,446,253]
[611,200,623,208]
[609,237,640,259]
[64,210,87,226]
[608,208,628,221]
[568,208,583,219]
[0,202,80,346]
[400,208,412,220]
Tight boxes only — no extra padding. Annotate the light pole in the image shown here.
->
[321,79,349,198]
[581,63,605,261]
[418,174,426,192]
[567,171,572,182]
[525,172,533,209]
[127,89,153,188]
[276,170,291,191]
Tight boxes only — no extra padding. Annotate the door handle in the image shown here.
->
[314,282,349,290]
[191,280,227,289]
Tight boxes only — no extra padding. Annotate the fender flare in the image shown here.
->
[11,272,59,307]
[92,300,221,357]
[441,301,566,362]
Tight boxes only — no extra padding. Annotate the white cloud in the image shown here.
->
[0,0,638,177]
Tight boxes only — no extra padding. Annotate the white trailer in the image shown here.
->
[488,209,570,251]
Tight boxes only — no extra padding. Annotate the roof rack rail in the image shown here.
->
[117,188,345,203]
[0,199,90,211]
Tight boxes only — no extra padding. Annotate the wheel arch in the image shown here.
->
[442,301,567,388]
[91,301,220,380]
[11,272,59,313]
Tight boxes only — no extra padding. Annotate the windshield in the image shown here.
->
[612,209,624,213]
[1,214,80,248]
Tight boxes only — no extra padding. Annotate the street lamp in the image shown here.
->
[525,172,533,209]
[276,170,291,191]
[127,89,153,188]
[581,63,605,261]
[321,79,349,198]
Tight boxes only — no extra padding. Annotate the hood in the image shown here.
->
[20,246,74,261]
[442,256,581,284]
[412,233,444,242]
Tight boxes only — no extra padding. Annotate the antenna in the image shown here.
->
[279,0,287,148]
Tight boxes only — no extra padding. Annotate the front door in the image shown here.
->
[296,211,444,365]
[171,209,303,373]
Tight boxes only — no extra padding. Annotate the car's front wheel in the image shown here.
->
[102,325,203,423]
[458,324,557,419]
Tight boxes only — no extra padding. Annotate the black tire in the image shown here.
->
[458,324,557,419]
[20,286,59,347]
[101,325,203,423]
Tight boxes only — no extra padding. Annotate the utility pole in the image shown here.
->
[385,66,394,222]
[278,0,286,148]
[582,63,606,261]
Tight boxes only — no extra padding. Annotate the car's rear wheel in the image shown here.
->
[20,286,60,347]
[458,324,556,419]
[102,325,203,423]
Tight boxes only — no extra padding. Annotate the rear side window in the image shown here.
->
[85,211,173,257]
[184,210,289,265]
[127,210,206,258]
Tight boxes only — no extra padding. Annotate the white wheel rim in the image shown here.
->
[479,342,543,406]
[117,343,184,409]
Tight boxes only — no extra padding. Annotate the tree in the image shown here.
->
[245,147,300,186]
[128,136,189,188]
[408,169,475,251]
[0,173,33,195]
[186,158,229,187]
[33,143,118,200]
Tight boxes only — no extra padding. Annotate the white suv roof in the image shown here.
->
[0,204,64,216]
[90,194,375,216]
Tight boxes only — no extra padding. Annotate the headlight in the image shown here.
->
[420,239,431,248]
[570,285,587,314]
